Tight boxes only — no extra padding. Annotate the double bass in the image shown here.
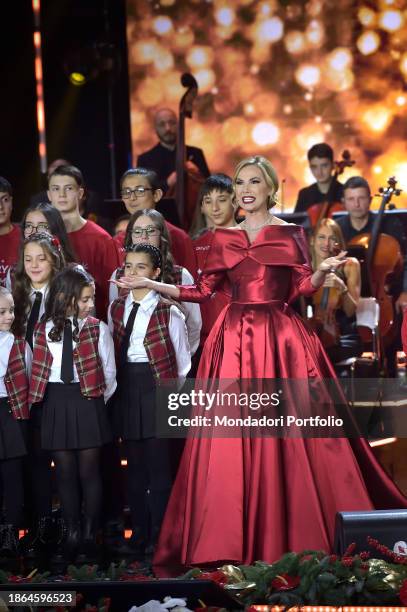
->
[307,150,355,227]
[169,73,205,232]
[348,176,402,347]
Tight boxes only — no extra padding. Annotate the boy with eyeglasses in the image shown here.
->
[114,168,197,277]
[47,165,119,319]
[0,177,21,287]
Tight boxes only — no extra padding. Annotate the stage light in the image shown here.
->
[358,6,377,27]
[284,31,306,55]
[295,64,321,88]
[152,15,173,35]
[378,9,404,32]
[186,46,214,69]
[328,48,353,71]
[305,19,325,47]
[256,17,284,43]
[251,121,280,146]
[357,31,380,55]
[215,7,235,27]
[400,52,407,77]
[69,71,86,86]
[362,105,392,132]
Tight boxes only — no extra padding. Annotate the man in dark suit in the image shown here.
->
[137,108,210,194]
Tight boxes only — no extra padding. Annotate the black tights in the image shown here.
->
[53,448,101,523]
[125,438,173,542]
[0,457,24,525]
[26,419,53,520]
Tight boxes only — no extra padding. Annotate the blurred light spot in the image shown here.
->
[373,165,383,174]
[400,53,407,77]
[324,123,332,133]
[160,0,175,5]
[378,9,404,32]
[315,115,322,123]
[304,92,313,101]
[328,48,353,71]
[358,6,377,27]
[356,31,380,55]
[284,31,306,55]
[194,69,216,93]
[295,64,321,88]
[132,39,158,65]
[396,94,406,106]
[153,48,174,72]
[283,104,292,114]
[186,46,214,69]
[305,20,324,46]
[251,121,280,146]
[152,16,173,35]
[250,64,260,74]
[173,27,194,50]
[215,7,235,26]
[244,103,255,115]
[257,17,284,42]
[362,106,392,132]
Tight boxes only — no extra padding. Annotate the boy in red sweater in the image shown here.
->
[0,177,21,287]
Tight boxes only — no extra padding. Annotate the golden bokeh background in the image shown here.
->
[126,0,407,209]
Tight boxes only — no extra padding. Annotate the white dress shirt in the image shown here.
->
[45,317,117,402]
[0,331,32,399]
[109,267,201,356]
[108,290,191,387]
[28,283,49,320]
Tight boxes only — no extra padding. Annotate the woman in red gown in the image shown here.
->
[115,155,406,566]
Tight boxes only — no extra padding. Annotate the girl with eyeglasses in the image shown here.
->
[5,203,77,292]
[108,243,190,559]
[110,209,201,357]
[114,168,197,278]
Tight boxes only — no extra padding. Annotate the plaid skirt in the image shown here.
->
[0,397,27,459]
[41,383,112,450]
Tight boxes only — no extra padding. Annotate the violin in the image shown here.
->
[348,176,402,347]
[307,150,355,228]
[309,243,342,348]
[167,73,205,232]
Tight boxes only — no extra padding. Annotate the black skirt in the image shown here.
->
[0,397,27,459]
[41,383,112,451]
[113,363,157,440]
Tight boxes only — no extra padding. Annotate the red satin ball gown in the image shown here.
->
[154,225,406,567]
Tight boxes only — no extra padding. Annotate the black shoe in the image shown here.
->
[51,518,80,565]
[22,517,55,559]
[75,518,100,565]
[0,524,19,558]
[110,534,146,559]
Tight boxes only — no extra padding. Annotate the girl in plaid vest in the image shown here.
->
[12,232,66,559]
[108,243,190,559]
[0,287,31,560]
[109,209,201,356]
[30,267,116,564]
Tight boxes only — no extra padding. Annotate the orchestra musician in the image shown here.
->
[309,218,363,367]
[337,176,407,374]
[137,108,210,195]
[295,143,344,214]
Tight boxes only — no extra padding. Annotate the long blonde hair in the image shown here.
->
[233,155,279,209]
[310,218,346,275]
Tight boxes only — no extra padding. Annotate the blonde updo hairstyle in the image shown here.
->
[233,155,279,209]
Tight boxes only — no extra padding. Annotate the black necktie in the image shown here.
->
[60,320,74,384]
[26,291,42,349]
[120,302,139,365]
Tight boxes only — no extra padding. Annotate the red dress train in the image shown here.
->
[154,225,406,566]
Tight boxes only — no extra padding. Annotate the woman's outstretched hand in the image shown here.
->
[318,250,348,273]
[110,276,153,290]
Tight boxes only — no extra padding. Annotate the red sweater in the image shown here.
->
[114,220,197,278]
[68,221,119,320]
[0,225,21,287]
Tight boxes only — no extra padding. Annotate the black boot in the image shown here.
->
[109,526,147,560]
[75,517,100,565]
[0,524,19,558]
[22,517,55,559]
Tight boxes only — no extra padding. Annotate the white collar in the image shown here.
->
[125,289,159,314]
[30,283,48,297]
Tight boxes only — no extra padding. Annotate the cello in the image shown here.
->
[169,73,205,232]
[307,149,355,227]
[348,176,403,347]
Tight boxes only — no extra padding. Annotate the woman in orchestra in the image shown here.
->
[309,218,363,365]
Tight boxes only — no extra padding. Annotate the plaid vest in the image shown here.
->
[29,317,106,405]
[5,337,29,420]
[110,296,178,382]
